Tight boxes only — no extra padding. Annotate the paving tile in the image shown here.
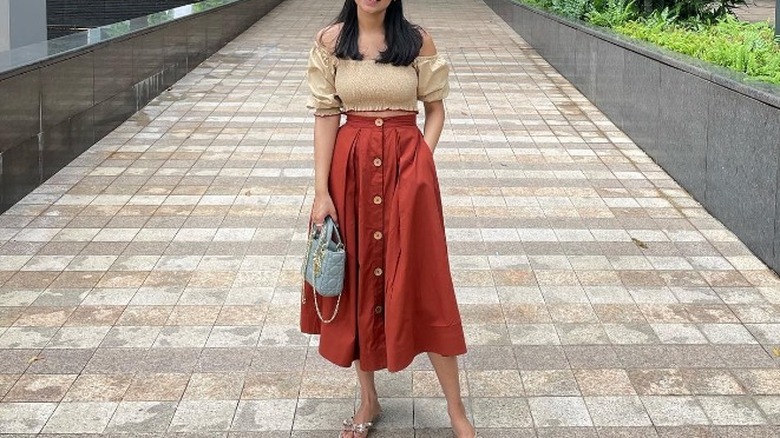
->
[291,398,354,430]
[205,326,262,348]
[472,397,533,428]
[679,369,745,395]
[104,401,177,433]
[651,324,708,344]
[603,323,659,344]
[697,396,767,425]
[84,348,145,374]
[0,402,57,433]
[137,348,200,373]
[101,326,162,348]
[732,369,780,394]
[640,396,710,426]
[754,396,780,425]
[152,326,212,348]
[521,369,579,396]
[627,369,691,395]
[467,370,522,398]
[584,396,652,426]
[0,327,59,348]
[232,399,297,431]
[196,347,254,373]
[462,346,518,370]
[242,372,303,399]
[0,373,18,398]
[564,345,622,368]
[4,373,77,402]
[124,373,190,401]
[47,326,111,349]
[183,373,244,400]
[14,307,74,326]
[574,369,636,396]
[41,401,118,433]
[0,349,38,373]
[413,398,454,429]
[527,396,593,427]
[169,400,238,432]
[63,374,133,401]
[300,369,356,398]
[594,427,660,438]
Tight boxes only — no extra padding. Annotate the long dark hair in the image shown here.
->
[329,0,423,67]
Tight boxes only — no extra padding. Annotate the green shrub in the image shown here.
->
[640,0,746,21]
[550,0,590,19]
[615,15,780,84]
[586,0,639,27]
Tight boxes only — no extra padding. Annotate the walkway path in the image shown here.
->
[0,0,779,435]
[734,0,776,24]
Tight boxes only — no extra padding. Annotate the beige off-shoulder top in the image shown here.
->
[306,41,450,116]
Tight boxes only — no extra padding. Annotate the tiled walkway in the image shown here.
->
[1,0,780,436]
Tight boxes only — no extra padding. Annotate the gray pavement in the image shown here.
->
[0,0,779,436]
[734,0,776,24]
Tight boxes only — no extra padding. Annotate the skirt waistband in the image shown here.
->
[344,113,418,128]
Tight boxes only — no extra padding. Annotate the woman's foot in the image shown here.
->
[340,398,382,437]
[448,402,476,438]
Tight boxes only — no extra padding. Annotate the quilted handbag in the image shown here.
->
[301,215,345,323]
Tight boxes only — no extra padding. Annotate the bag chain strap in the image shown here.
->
[302,222,342,324]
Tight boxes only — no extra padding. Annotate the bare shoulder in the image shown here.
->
[315,23,342,53]
[417,27,438,57]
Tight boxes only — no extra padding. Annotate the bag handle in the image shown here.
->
[308,215,342,324]
[318,215,342,246]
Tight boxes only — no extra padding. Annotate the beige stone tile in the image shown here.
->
[183,373,244,400]
[467,370,522,397]
[166,306,221,326]
[123,373,190,401]
[64,374,133,401]
[242,372,302,399]
[116,306,173,325]
[4,374,77,402]
[14,307,75,327]
[574,369,636,396]
[627,369,691,395]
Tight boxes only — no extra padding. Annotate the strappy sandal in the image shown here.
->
[351,418,376,437]
[338,417,353,437]
[339,412,381,438]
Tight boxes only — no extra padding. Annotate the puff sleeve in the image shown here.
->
[306,43,342,116]
[415,53,450,102]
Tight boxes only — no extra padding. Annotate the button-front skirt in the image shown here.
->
[300,114,467,372]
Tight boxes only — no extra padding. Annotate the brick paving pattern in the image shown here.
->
[1,0,779,436]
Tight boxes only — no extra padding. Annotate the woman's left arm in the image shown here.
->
[417,29,448,153]
[423,100,445,152]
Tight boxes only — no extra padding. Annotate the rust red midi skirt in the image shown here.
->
[300,114,467,372]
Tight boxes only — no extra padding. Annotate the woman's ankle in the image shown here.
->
[446,399,468,418]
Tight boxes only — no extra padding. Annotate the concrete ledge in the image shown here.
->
[0,0,285,212]
[485,0,780,272]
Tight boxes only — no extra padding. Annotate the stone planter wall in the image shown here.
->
[0,0,285,212]
[485,0,780,272]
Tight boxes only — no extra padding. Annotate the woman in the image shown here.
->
[301,1,476,437]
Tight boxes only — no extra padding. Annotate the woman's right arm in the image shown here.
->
[307,26,342,226]
[310,115,340,225]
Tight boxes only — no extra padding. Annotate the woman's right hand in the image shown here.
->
[311,192,338,226]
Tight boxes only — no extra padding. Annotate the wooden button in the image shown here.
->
[375,305,383,314]
[373,231,383,240]
[373,157,382,167]
[373,196,382,205]
[374,118,384,126]
[374,267,383,276]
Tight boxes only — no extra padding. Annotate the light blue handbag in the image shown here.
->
[301,216,345,323]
